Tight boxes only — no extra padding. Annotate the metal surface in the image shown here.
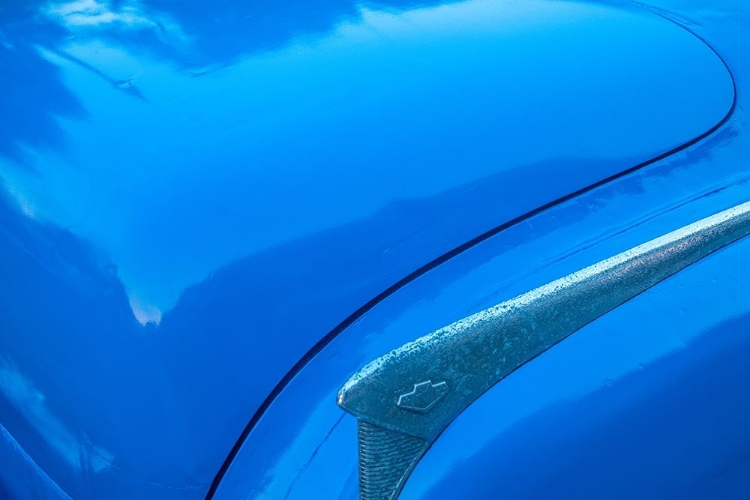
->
[0,0,743,498]
[357,422,427,500]
[338,200,750,499]
[0,0,736,497]
[214,155,750,500]
[397,381,448,414]
[206,1,750,498]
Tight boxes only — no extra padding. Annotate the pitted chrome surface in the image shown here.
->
[338,200,750,500]
[357,421,427,500]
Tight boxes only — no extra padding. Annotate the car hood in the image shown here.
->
[0,0,735,498]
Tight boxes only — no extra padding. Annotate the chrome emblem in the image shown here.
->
[338,200,750,500]
[397,380,448,413]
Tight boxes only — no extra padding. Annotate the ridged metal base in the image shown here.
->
[357,421,427,500]
[341,201,750,500]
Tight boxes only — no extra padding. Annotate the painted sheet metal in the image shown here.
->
[0,0,736,497]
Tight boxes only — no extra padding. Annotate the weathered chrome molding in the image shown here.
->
[337,200,750,500]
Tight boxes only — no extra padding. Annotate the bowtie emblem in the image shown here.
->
[397,380,448,413]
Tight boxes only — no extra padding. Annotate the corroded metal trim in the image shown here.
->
[337,200,750,500]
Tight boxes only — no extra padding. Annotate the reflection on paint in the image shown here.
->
[0,359,113,473]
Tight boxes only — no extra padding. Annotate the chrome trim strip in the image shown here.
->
[337,200,750,500]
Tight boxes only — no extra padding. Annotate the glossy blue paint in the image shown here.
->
[213,1,750,496]
[0,424,71,500]
[0,0,743,499]
[215,137,750,499]
[406,265,750,499]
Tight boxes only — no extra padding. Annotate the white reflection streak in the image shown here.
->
[45,0,188,43]
[0,359,113,473]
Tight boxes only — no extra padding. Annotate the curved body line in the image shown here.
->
[205,9,738,495]
[338,199,750,500]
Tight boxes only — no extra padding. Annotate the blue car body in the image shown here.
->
[0,0,748,498]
